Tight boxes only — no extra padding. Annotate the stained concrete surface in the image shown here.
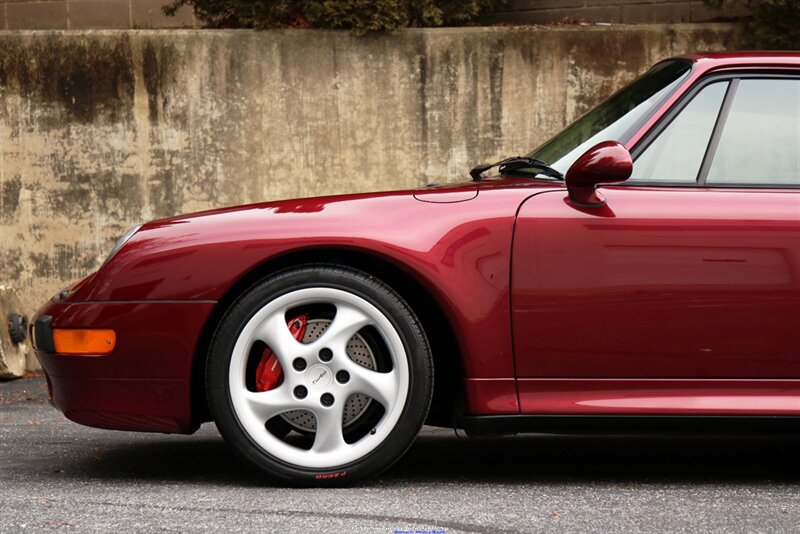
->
[0,286,30,377]
[2,377,800,533]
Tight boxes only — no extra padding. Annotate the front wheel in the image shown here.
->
[206,265,433,486]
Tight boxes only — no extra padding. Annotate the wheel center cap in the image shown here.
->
[306,364,332,390]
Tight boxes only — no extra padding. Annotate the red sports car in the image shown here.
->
[32,52,800,485]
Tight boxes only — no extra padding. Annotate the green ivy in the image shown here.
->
[164,0,504,33]
[704,0,800,49]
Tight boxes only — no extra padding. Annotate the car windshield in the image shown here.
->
[524,58,693,176]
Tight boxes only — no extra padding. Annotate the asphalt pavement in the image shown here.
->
[2,377,800,533]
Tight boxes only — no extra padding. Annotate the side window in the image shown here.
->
[631,81,728,182]
[706,79,800,185]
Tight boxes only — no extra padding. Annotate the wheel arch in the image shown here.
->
[191,246,465,429]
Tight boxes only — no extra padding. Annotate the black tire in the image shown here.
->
[206,264,433,486]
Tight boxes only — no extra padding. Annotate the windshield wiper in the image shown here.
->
[470,156,564,181]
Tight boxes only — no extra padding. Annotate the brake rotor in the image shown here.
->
[280,319,375,432]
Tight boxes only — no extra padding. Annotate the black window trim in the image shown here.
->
[696,78,738,186]
[624,70,800,190]
[628,77,732,186]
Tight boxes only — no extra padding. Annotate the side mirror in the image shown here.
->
[565,141,632,208]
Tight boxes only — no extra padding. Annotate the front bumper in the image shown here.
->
[33,299,216,434]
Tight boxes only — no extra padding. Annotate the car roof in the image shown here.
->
[679,51,800,70]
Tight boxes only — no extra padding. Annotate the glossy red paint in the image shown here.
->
[38,180,555,427]
[36,301,214,379]
[71,182,553,384]
[518,379,800,415]
[53,378,191,433]
[464,378,520,414]
[413,184,479,203]
[512,187,800,378]
[35,300,215,432]
[31,52,800,435]
[564,141,632,207]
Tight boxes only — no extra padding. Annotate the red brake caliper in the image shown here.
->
[255,314,308,392]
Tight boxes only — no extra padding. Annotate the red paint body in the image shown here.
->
[33,52,800,434]
[564,141,633,206]
[513,187,800,379]
[517,379,800,414]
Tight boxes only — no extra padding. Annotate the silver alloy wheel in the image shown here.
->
[280,319,376,432]
[228,287,410,469]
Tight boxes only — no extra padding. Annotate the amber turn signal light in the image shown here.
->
[53,329,116,355]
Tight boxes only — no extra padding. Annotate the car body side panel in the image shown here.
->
[512,187,800,379]
[518,379,800,415]
[52,377,193,433]
[36,301,216,379]
[70,184,554,383]
[464,378,519,414]
[34,300,215,433]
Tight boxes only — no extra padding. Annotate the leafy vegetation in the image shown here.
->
[164,0,504,33]
[704,0,800,49]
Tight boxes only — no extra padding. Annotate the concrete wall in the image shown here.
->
[489,0,748,24]
[0,25,736,345]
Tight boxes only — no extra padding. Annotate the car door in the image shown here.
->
[511,73,800,413]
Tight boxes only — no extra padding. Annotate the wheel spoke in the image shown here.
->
[347,364,398,409]
[255,310,303,367]
[312,303,372,352]
[311,402,346,453]
[243,388,298,422]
